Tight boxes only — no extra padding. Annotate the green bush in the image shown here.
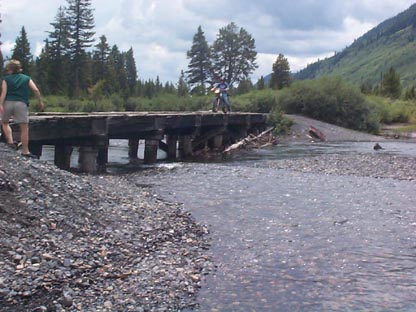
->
[367,95,416,124]
[268,108,293,134]
[231,89,278,113]
[278,77,380,133]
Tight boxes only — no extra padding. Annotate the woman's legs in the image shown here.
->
[19,123,30,154]
[1,122,14,144]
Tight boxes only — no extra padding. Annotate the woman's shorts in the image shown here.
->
[1,101,29,124]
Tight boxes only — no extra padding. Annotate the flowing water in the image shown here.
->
[42,141,416,311]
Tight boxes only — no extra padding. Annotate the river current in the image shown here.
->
[42,141,416,311]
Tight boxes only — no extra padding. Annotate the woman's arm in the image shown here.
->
[29,79,44,111]
[0,80,7,113]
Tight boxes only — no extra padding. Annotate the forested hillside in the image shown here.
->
[294,4,416,88]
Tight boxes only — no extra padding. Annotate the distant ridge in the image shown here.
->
[293,4,416,87]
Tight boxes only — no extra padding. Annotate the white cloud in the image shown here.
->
[1,0,415,83]
[1,41,15,57]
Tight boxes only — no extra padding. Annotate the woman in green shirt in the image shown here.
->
[0,59,44,158]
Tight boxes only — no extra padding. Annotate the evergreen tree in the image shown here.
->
[404,84,416,100]
[124,47,137,96]
[164,82,176,94]
[33,41,51,95]
[109,45,127,96]
[210,22,257,86]
[235,78,253,95]
[143,79,156,99]
[177,70,189,97]
[155,76,162,95]
[0,50,3,74]
[66,0,95,97]
[92,35,111,93]
[270,53,291,90]
[11,27,33,74]
[47,6,71,94]
[381,67,401,98]
[257,76,265,90]
[186,26,210,94]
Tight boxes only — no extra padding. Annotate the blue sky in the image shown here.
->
[1,0,415,83]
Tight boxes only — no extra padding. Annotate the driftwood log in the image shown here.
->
[308,126,326,141]
[223,127,276,153]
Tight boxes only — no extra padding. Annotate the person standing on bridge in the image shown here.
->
[214,77,231,112]
[0,59,44,158]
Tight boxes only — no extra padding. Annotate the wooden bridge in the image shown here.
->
[18,111,268,173]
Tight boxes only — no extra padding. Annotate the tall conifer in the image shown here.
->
[66,0,95,97]
[186,26,210,94]
[210,22,257,86]
[11,27,33,74]
[270,53,291,90]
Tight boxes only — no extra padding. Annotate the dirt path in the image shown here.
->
[280,114,387,143]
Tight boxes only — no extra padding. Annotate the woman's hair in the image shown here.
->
[5,59,23,74]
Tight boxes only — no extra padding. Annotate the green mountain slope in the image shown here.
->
[294,4,416,87]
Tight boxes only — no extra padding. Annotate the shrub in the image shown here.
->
[278,77,379,132]
[367,95,416,124]
[268,108,293,134]
[231,89,278,113]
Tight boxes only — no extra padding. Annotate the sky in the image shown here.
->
[1,0,415,84]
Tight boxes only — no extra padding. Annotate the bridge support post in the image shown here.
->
[97,147,108,173]
[235,127,248,140]
[29,142,43,158]
[55,144,73,170]
[166,135,178,160]
[144,139,158,164]
[210,134,223,150]
[179,135,193,158]
[128,139,140,159]
[79,146,98,174]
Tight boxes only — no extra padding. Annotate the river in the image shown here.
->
[42,141,416,311]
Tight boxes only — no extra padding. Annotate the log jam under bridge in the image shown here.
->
[18,112,268,173]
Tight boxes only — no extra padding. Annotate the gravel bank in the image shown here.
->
[282,114,390,143]
[273,115,416,180]
[1,114,415,311]
[0,143,213,312]
[262,153,416,180]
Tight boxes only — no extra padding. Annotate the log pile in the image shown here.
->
[223,127,277,153]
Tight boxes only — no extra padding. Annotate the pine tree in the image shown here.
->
[33,41,51,95]
[404,84,416,100]
[47,6,71,94]
[11,27,33,75]
[124,47,137,96]
[177,70,189,97]
[155,76,162,95]
[66,0,95,97]
[235,78,253,95]
[270,53,291,90]
[210,22,257,86]
[143,79,156,99]
[0,50,3,74]
[109,45,127,96]
[92,35,111,94]
[186,26,210,94]
[164,82,176,94]
[257,76,265,90]
[381,67,401,98]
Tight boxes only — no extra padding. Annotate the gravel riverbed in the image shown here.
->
[0,114,415,311]
[0,143,213,312]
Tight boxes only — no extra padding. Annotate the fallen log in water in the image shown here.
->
[223,127,276,153]
[308,126,326,141]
